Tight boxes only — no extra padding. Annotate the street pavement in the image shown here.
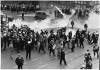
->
[1,39,99,69]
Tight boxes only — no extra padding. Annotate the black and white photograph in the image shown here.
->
[1,0,100,69]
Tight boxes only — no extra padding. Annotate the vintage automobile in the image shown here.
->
[34,11,48,20]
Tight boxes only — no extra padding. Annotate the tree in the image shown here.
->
[84,24,88,31]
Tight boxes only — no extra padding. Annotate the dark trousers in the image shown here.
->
[63,41,66,48]
[71,46,75,52]
[18,65,23,69]
[26,51,31,59]
[38,47,45,53]
[93,50,99,58]
[17,46,20,53]
[80,42,84,48]
[50,49,55,56]
[21,44,24,51]
[1,41,3,49]
[60,57,67,65]
[3,41,6,50]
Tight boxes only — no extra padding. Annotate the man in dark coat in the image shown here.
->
[22,11,24,20]
[71,20,74,29]
[20,38,25,51]
[38,40,46,53]
[93,43,99,58]
[25,41,32,59]
[87,31,91,44]
[16,38,20,53]
[62,32,67,48]
[80,34,84,48]
[71,37,75,52]
[60,48,67,65]
[1,35,4,50]
[68,31,72,42]
[91,32,95,44]
[3,34,7,50]
[75,28,80,47]
[15,54,24,69]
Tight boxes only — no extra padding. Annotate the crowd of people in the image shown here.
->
[1,2,40,13]
[1,21,99,69]
[1,2,99,69]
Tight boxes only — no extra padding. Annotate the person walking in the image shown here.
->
[9,41,13,60]
[15,54,24,69]
[80,34,84,48]
[25,41,32,59]
[66,35,70,49]
[38,40,46,53]
[60,48,67,65]
[49,39,55,56]
[93,43,99,58]
[71,37,75,52]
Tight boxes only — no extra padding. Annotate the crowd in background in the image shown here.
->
[1,2,40,13]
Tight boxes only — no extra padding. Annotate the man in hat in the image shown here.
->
[25,41,32,59]
[60,48,67,65]
[15,54,24,69]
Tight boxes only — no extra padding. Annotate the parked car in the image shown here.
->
[34,11,48,20]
